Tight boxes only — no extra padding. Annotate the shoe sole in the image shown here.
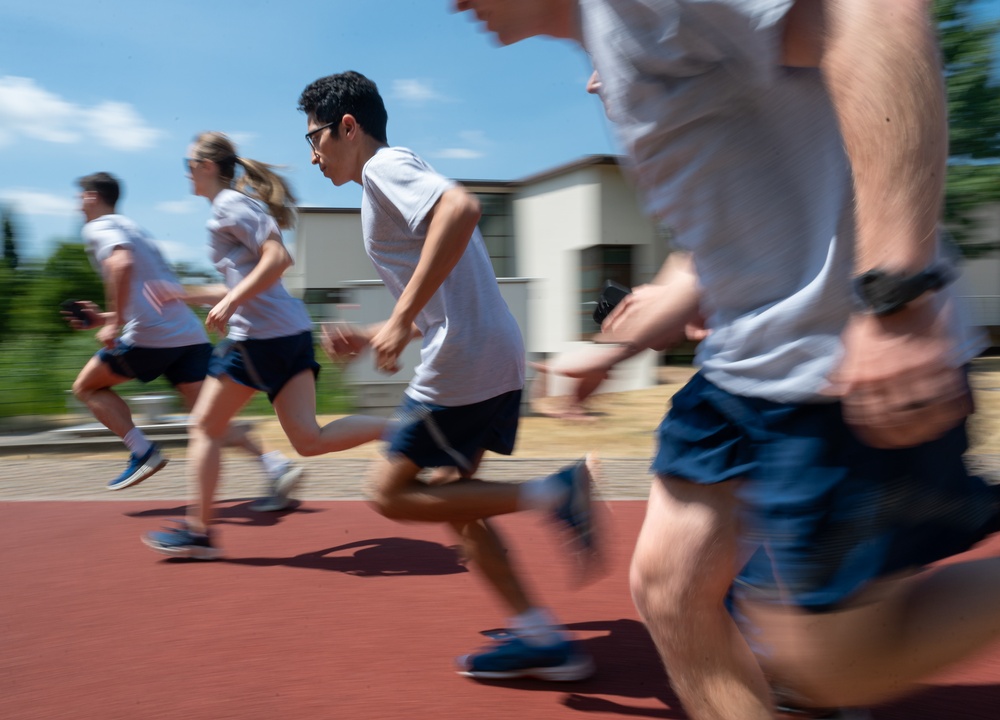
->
[108,456,169,491]
[141,534,222,561]
[273,465,304,497]
[457,655,594,682]
[250,465,305,512]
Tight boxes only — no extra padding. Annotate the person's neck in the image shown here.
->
[86,205,115,222]
[203,181,228,203]
[353,138,390,184]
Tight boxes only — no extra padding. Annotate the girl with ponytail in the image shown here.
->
[142,131,386,559]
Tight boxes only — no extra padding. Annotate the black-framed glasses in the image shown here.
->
[305,120,339,151]
[184,157,200,173]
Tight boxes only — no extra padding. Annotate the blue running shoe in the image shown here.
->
[457,636,594,681]
[550,454,602,572]
[108,444,167,490]
[142,520,221,560]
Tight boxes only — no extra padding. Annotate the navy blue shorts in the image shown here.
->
[654,372,998,612]
[388,390,522,473]
[208,331,320,403]
[97,341,212,385]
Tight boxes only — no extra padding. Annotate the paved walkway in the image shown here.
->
[0,455,658,501]
[5,451,999,502]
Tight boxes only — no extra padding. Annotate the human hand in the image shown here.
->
[205,296,236,335]
[60,300,103,330]
[321,322,371,363]
[96,322,119,349]
[829,295,972,448]
[601,284,695,352]
[369,316,412,374]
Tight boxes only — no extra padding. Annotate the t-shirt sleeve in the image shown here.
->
[364,151,455,235]
[680,0,796,87]
[586,0,796,90]
[83,219,133,265]
[212,193,281,253]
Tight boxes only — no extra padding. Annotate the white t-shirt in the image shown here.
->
[361,146,525,406]
[83,214,207,348]
[580,0,983,403]
[207,189,312,341]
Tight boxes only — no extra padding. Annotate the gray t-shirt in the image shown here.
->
[208,189,312,341]
[361,146,525,406]
[83,214,208,348]
[580,0,982,402]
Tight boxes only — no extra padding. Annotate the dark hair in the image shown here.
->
[77,172,121,208]
[191,131,298,229]
[297,71,388,143]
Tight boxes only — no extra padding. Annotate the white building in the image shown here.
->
[285,155,668,411]
[286,154,1000,410]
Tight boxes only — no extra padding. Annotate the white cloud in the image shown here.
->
[429,130,490,161]
[86,101,165,151]
[155,198,201,215]
[226,131,258,148]
[433,148,484,160]
[0,75,162,151]
[392,79,449,104]
[0,189,76,217]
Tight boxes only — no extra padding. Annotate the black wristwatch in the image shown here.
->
[853,262,956,317]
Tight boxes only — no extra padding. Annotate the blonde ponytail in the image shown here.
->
[191,131,298,229]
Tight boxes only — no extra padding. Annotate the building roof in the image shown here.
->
[295,154,625,211]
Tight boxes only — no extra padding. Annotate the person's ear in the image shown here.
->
[341,113,358,139]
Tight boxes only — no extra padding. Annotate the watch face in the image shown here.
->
[853,264,954,316]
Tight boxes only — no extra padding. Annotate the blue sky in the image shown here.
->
[0,1,613,268]
[2,1,998,269]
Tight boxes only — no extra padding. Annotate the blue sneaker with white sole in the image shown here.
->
[143,520,221,560]
[108,444,167,490]
[457,635,594,681]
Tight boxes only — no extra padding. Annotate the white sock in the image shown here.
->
[123,428,152,457]
[518,475,568,512]
[510,608,564,647]
[260,450,288,477]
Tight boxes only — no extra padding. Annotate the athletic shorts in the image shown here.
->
[97,341,212,385]
[653,372,998,612]
[388,390,522,473]
[208,331,320,403]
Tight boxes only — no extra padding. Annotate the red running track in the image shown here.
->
[2,500,999,719]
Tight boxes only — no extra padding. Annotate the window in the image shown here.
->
[580,245,633,337]
[475,192,514,277]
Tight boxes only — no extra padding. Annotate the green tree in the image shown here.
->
[1,209,17,270]
[936,0,1000,253]
[8,241,103,336]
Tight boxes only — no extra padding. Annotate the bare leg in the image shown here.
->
[175,380,266,457]
[72,356,135,439]
[630,476,772,720]
[271,370,386,456]
[185,375,257,533]
[744,556,1000,708]
[367,453,522,524]
[368,454,534,616]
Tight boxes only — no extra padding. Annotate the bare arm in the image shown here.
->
[561,252,703,380]
[783,0,966,448]
[205,236,291,334]
[784,0,945,272]
[369,187,481,372]
[97,247,134,348]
